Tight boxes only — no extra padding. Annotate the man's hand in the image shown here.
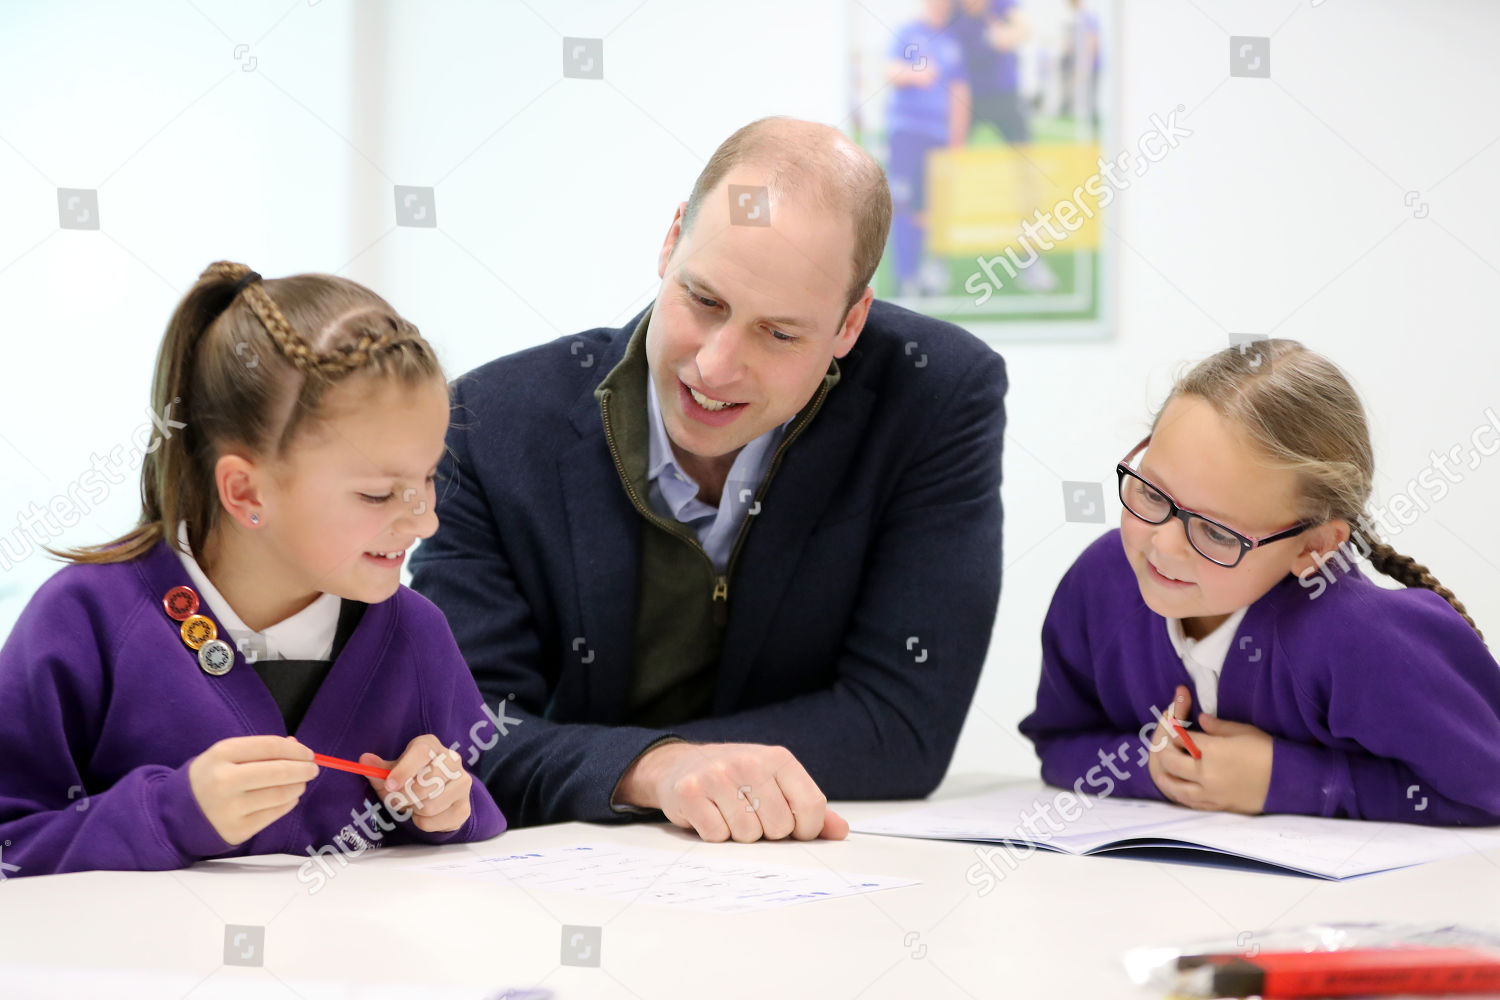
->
[615,742,849,843]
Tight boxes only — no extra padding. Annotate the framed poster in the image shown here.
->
[849,0,1117,341]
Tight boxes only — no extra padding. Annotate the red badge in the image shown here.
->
[163,585,199,621]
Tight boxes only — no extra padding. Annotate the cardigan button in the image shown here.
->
[198,639,234,676]
[180,614,218,650]
[162,585,199,621]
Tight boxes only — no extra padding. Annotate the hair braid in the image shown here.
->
[1351,525,1484,642]
[53,260,445,566]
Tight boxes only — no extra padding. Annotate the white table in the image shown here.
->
[3,774,1498,999]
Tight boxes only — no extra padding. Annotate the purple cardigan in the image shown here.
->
[1019,530,1500,825]
[0,538,505,878]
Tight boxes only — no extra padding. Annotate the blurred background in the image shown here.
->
[2,0,1497,782]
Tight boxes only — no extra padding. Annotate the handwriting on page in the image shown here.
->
[406,843,918,914]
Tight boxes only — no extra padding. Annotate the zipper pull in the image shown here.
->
[712,575,728,626]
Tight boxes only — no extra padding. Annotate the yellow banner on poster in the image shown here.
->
[926,143,1105,256]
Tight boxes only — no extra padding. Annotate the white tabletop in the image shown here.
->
[3,774,1498,999]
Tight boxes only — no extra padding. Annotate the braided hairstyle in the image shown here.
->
[1152,339,1483,642]
[53,261,444,565]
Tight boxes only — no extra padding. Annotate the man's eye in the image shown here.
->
[692,293,720,309]
[770,329,794,342]
[360,493,393,504]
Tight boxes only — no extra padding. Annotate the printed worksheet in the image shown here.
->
[404,843,919,914]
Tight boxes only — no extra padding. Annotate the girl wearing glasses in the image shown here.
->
[1019,340,1500,825]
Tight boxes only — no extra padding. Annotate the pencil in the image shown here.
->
[1166,711,1203,760]
[312,752,392,780]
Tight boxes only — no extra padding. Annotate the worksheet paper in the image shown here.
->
[404,843,919,913]
[851,781,1500,879]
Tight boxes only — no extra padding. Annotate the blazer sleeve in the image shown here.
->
[0,581,233,877]
[1264,589,1500,825]
[667,349,1008,798]
[410,380,678,826]
[1016,551,1169,803]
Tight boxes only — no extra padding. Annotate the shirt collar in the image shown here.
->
[645,370,790,517]
[1165,605,1250,667]
[173,521,342,661]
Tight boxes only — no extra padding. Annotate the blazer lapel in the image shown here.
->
[713,379,875,712]
[559,333,644,725]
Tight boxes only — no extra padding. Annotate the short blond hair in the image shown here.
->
[680,117,892,313]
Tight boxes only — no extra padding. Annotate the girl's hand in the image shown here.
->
[188,735,319,846]
[359,735,472,834]
[1147,684,1196,803]
[1190,714,1274,814]
[1148,685,1274,814]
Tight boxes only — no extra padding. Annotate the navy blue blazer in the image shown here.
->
[410,299,1007,826]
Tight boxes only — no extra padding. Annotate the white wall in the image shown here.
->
[2,0,1497,781]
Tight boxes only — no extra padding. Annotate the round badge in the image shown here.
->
[163,585,199,621]
[198,639,234,676]
[180,614,218,650]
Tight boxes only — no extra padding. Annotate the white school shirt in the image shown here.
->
[173,521,341,661]
[1164,606,1250,717]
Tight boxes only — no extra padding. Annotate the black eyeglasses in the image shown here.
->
[1115,436,1314,568]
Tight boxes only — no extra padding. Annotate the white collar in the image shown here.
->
[173,522,342,662]
[1165,605,1250,668]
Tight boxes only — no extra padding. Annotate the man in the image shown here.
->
[410,117,1006,843]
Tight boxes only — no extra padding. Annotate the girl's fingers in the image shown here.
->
[216,735,314,765]
[236,795,302,837]
[412,798,469,833]
[1155,769,1201,806]
[1159,746,1201,782]
[234,759,320,794]
[414,775,468,817]
[235,782,308,815]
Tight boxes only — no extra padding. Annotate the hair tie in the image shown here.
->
[229,270,262,297]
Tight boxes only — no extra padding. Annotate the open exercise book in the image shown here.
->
[851,781,1500,880]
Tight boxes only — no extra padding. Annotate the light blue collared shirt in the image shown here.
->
[644,376,788,573]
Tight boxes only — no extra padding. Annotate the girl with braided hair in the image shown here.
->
[0,262,504,877]
[1021,339,1500,825]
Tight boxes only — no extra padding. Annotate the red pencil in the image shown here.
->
[1165,711,1203,760]
[313,752,391,780]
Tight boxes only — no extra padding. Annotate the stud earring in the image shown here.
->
[250,512,260,525]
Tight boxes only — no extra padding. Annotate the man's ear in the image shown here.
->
[832,286,874,360]
[1289,518,1352,578]
[657,201,688,278]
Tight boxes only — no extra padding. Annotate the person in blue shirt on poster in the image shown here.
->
[952,0,1031,144]
[886,0,970,299]
[950,0,1060,293]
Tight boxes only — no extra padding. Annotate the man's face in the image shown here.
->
[646,177,871,472]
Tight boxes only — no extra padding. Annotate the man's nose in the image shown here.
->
[695,323,749,387]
